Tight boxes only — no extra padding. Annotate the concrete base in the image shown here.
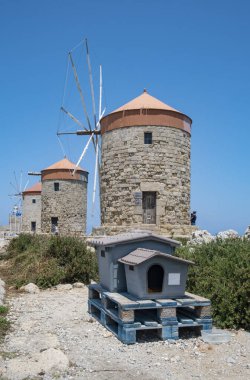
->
[92,224,197,239]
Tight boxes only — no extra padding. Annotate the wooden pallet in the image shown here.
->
[88,283,212,344]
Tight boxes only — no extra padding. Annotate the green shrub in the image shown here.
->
[176,238,250,330]
[6,234,98,289]
[0,317,10,341]
[7,233,34,256]
[0,306,8,316]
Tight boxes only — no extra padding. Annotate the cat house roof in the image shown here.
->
[118,248,194,266]
[89,231,180,248]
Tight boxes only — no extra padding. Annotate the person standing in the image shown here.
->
[191,211,197,225]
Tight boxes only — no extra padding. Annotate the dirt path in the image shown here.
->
[0,286,249,380]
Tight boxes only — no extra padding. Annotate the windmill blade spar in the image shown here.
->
[69,52,92,131]
[85,38,97,129]
[60,106,86,130]
[73,132,94,175]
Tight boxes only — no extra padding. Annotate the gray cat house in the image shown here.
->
[119,248,194,299]
[89,232,193,299]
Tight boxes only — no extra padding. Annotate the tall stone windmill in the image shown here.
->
[99,89,193,237]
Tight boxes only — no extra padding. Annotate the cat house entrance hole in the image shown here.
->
[147,264,164,293]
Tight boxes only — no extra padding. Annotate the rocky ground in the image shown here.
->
[0,285,249,380]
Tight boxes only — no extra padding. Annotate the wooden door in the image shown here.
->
[142,192,156,224]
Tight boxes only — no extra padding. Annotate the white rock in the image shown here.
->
[56,284,73,291]
[5,348,69,380]
[244,226,250,239]
[5,334,60,354]
[20,283,40,294]
[188,230,215,245]
[87,246,95,253]
[73,282,86,288]
[37,348,69,371]
[227,357,236,364]
[0,288,6,305]
[217,230,239,239]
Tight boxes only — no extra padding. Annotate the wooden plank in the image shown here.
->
[175,298,195,306]
[178,316,194,324]
[185,292,211,305]
[155,299,178,307]
[136,299,158,308]
[104,292,139,309]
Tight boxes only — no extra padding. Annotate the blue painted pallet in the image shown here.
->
[88,298,212,344]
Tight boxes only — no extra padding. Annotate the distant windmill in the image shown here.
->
[57,39,105,222]
[8,171,29,234]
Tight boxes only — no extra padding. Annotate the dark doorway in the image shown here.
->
[51,217,58,233]
[31,221,36,232]
[147,265,164,293]
[142,192,156,224]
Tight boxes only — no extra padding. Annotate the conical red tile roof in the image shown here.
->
[41,158,88,181]
[22,182,42,195]
[100,90,192,135]
[43,158,85,172]
[111,89,180,114]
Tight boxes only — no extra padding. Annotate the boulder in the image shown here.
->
[20,283,40,294]
[55,284,73,291]
[5,348,69,380]
[0,277,6,305]
[216,230,239,239]
[244,226,250,239]
[73,282,86,288]
[188,230,215,245]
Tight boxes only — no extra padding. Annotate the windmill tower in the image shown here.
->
[41,158,88,236]
[99,90,193,237]
[22,182,42,233]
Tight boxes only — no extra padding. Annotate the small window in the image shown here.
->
[54,182,59,191]
[31,221,36,232]
[129,265,134,271]
[32,199,36,204]
[101,250,105,258]
[144,132,152,144]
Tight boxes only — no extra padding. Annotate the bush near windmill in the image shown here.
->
[4,234,98,289]
[176,237,250,330]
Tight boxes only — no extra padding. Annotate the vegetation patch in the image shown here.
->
[0,317,11,340]
[176,238,250,330]
[0,306,8,316]
[0,306,10,341]
[5,234,98,289]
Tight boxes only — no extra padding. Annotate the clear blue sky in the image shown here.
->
[0,0,249,234]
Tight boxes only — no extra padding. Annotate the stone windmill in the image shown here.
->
[99,90,193,237]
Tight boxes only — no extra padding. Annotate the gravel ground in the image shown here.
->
[0,286,249,380]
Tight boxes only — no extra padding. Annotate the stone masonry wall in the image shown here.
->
[22,194,41,233]
[41,179,87,236]
[100,125,191,235]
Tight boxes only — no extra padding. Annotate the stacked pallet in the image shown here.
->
[88,284,212,344]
